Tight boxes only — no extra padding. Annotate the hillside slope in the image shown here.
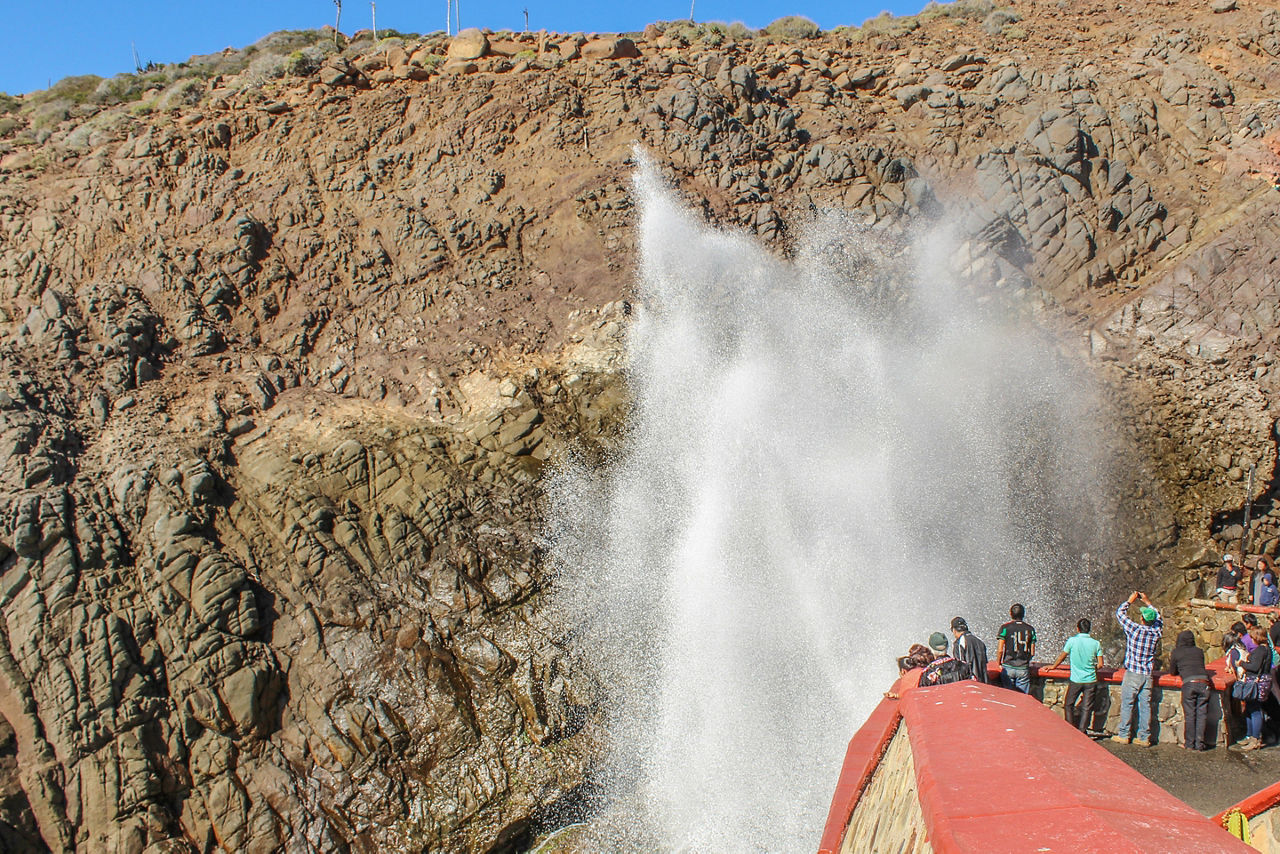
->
[0,1,1279,850]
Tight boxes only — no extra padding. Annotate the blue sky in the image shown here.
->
[4,0,928,95]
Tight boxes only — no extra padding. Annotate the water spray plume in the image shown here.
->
[547,154,1116,850]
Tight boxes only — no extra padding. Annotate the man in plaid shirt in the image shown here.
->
[1110,591,1163,747]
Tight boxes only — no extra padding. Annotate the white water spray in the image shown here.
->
[546,159,1115,851]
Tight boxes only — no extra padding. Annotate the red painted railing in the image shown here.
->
[986,657,1235,691]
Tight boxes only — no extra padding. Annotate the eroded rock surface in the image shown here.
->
[0,0,1279,849]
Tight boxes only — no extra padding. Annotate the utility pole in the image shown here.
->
[445,0,451,36]
[371,1,377,40]
[689,0,695,22]
[333,0,343,48]
[1242,462,1257,559]
[131,41,142,73]
[523,7,529,31]
[454,0,460,36]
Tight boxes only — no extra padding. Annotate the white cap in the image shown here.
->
[1224,554,1235,563]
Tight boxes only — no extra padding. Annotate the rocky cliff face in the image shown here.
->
[0,0,1278,849]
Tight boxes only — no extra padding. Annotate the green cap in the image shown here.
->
[1140,606,1158,622]
[928,632,949,652]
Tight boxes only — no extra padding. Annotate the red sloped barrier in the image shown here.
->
[900,682,1254,853]
[816,680,904,854]
[1214,778,1280,825]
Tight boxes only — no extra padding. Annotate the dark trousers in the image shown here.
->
[1182,680,1210,750]
[1064,680,1096,733]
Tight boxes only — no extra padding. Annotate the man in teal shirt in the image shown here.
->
[1051,618,1104,734]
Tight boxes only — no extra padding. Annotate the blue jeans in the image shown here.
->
[1117,671,1153,740]
[1246,699,1264,740]
[1001,665,1031,693]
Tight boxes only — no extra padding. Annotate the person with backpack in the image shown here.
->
[1167,630,1212,750]
[951,617,989,684]
[918,632,974,686]
[1110,591,1162,747]
[996,603,1037,693]
[1051,618,1103,733]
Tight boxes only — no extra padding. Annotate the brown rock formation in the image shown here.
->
[0,0,1277,849]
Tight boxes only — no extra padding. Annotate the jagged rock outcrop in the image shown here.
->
[0,0,1279,849]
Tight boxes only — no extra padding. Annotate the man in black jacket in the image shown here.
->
[1167,630,1212,750]
[951,617,989,684]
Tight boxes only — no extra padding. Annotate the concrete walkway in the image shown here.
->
[1103,739,1280,816]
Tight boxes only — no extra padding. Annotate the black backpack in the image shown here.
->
[920,656,973,686]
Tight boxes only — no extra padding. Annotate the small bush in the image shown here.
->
[764,15,821,39]
[286,50,317,76]
[0,93,18,115]
[920,0,995,21]
[1003,24,1028,39]
[157,78,205,109]
[658,20,732,45]
[376,28,421,41]
[0,116,21,137]
[983,8,1021,34]
[858,12,920,38]
[30,75,103,107]
[727,21,757,40]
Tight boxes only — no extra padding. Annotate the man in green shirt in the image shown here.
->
[1051,618,1104,734]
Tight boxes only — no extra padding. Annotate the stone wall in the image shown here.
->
[1252,808,1280,854]
[840,723,931,854]
[1167,599,1280,653]
[1036,675,1232,747]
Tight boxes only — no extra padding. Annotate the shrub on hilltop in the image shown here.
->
[649,20,757,45]
[764,15,821,39]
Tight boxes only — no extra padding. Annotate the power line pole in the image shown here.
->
[333,0,343,48]
[523,7,529,31]
[371,1,377,40]
[1242,462,1258,559]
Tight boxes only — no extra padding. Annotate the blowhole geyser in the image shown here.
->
[546,159,1116,851]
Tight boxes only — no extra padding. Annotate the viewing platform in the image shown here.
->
[820,679,1255,853]
[820,598,1280,852]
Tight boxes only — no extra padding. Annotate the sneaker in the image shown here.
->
[1109,735,1131,744]
[1245,738,1262,751]
[1133,738,1152,747]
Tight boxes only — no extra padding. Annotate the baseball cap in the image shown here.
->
[950,617,968,632]
[1140,606,1158,622]
[928,632,949,652]
[1224,554,1235,563]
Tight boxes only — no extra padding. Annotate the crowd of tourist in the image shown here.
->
[892,562,1280,751]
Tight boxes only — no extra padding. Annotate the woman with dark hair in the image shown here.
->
[886,644,935,699]
[1238,627,1274,750]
